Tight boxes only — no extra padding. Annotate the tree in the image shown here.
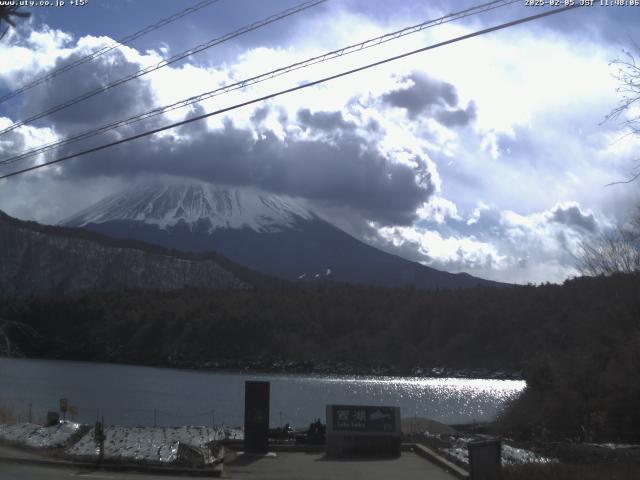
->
[0,318,37,357]
[577,207,640,276]
[605,46,640,185]
[0,6,30,41]
[576,47,640,275]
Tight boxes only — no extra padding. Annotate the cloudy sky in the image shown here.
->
[1,0,639,284]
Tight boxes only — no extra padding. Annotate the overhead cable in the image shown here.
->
[0,0,224,104]
[0,0,518,166]
[0,4,581,180]
[0,0,327,137]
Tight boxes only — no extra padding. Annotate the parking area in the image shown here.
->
[224,450,460,480]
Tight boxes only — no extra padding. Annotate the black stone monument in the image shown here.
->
[46,411,60,426]
[468,438,502,480]
[244,381,270,453]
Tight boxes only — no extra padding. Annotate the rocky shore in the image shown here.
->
[159,357,523,380]
[21,351,524,380]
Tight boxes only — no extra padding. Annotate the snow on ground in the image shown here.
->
[67,425,243,463]
[443,436,557,466]
[0,422,81,448]
[586,443,640,450]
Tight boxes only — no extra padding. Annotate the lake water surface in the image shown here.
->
[0,358,525,428]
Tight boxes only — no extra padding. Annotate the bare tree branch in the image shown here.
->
[604,44,640,185]
[605,169,640,186]
[0,6,30,41]
[576,208,640,276]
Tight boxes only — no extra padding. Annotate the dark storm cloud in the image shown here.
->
[3,34,435,225]
[296,108,356,131]
[382,72,457,118]
[550,204,597,232]
[55,117,434,225]
[435,101,477,128]
[381,72,476,127]
[366,118,381,133]
[19,48,156,134]
[250,105,270,124]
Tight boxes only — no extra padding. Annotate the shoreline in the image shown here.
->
[1,355,523,381]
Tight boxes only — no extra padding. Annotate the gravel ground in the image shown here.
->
[0,422,81,448]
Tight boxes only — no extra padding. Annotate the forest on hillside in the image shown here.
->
[1,274,637,372]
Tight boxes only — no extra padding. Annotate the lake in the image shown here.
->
[0,358,525,428]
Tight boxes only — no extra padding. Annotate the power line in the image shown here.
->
[0,0,326,137]
[0,4,581,181]
[0,0,223,105]
[0,0,517,165]
[0,0,519,167]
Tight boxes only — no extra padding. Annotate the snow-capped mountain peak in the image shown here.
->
[63,180,502,290]
[64,182,314,233]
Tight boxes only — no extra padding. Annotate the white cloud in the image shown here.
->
[416,196,461,224]
[0,3,638,284]
[0,27,74,84]
[378,224,506,270]
[370,201,607,284]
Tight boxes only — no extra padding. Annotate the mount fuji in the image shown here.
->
[64,181,502,289]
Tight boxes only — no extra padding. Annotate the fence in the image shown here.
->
[0,394,302,429]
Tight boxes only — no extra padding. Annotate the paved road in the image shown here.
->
[0,444,49,461]
[225,451,459,479]
[0,444,219,479]
[0,463,204,479]
[0,454,459,480]
[0,443,459,480]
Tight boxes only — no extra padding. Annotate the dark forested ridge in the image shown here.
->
[0,209,279,295]
[1,273,636,372]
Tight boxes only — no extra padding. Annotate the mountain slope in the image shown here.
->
[0,209,253,297]
[65,182,503,290]
[65,183,313,233]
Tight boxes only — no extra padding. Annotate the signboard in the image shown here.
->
[244,381,270,453]
[68,406,79,417]
[59,398,68,413]
[326,404,401,457]
[331,405,396,433]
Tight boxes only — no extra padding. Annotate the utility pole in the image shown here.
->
[95,417,105,463]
